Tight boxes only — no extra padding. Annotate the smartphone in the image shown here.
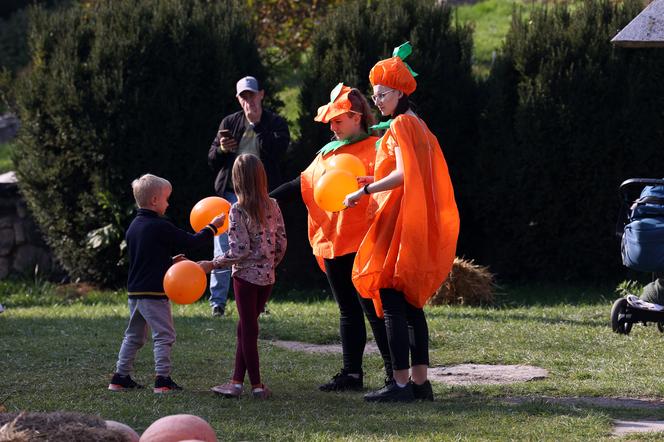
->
[218,129,232,138]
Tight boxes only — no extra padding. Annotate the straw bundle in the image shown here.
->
[429,257,495,306]
[0,412,128,442]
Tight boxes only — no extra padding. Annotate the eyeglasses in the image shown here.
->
[371,90,396,103]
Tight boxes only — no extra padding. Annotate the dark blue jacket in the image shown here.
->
[208,109,290,193]
[126,209,214,298]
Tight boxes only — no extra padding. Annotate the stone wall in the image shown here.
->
[0,171,56,279]
[0,114,19,144]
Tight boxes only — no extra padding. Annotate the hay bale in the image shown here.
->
[0,412,129,442]
[429,257,495,306]
[0,419,35,442]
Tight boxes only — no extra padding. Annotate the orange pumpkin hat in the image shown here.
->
[369,42,418,96]
[314,83,356,123]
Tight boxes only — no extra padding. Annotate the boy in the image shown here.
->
[109,174,225,393]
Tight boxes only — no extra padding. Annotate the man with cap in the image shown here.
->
[207,76,290,316]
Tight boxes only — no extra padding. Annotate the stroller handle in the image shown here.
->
[620,178,664,202]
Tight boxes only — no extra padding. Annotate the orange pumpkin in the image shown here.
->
[139,414,217,442]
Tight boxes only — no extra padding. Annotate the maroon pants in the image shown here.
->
[231,277,272,386]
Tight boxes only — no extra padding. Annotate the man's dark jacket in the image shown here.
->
[208,109,290,193]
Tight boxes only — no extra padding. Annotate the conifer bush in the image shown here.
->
[472,0,664,280]
[11,0,264,285]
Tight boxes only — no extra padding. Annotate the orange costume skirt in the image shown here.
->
[352,114,459,316]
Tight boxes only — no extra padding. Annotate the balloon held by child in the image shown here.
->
[163,260,207,304]
[190,196,231,235]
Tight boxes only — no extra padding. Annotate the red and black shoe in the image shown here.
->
[154,375,183,394]
[108,373,144,392]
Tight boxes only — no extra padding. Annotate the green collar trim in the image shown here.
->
[369,119,393,131]
[318,132,370,155]
[369,119,393,150]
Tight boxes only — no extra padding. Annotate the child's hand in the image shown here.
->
[197,260,214,273]
[357,176,374,186]
[172,254,186,264]
[211,213,226,229]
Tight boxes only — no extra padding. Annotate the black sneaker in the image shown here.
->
[318,370,363,392]
[364,382,415,403]
[108,373,144,392]
[154,376,183,393]
[410,380,434,401]
[212,305,225,317]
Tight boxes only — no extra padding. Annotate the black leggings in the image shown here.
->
[379,288,429,371]
[324,253,392,377]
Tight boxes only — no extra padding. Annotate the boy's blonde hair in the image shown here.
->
[131,174,171,208]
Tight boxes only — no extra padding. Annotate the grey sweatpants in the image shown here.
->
[115,298,176,377]
[640,278,664,306]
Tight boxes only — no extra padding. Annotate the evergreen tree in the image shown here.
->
[10,0,264,285]
[474,0,664,280]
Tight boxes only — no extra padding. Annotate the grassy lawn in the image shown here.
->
[2,282,663,440]
[455,0,584,77]
[0,142,14,173]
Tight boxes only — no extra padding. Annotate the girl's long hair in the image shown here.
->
[392,93,411,117]
[232,154,271,229]
[347,88,377,132]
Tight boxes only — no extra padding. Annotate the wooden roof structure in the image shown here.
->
[611,0,664,47]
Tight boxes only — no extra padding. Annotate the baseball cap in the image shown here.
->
[236,76,260,96]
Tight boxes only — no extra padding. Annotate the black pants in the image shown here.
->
[324,253,392,377]
[379,288,429,371]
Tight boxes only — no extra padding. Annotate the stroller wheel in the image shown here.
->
[611,298,633,334]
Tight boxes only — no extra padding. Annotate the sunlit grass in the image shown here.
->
[1,281,661,439]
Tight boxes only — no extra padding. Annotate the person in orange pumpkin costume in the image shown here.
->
[270,84,393,392]
[344,43,460,403]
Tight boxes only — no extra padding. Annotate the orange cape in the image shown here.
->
[352,115,459,315]
[300,136,378,269]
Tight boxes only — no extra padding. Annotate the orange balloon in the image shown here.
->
[163,261,207,305]
[326,153,367,177]
[190,196,230,235]
[313,169,358,212]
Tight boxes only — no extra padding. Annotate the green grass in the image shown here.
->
[2,282,664,440]
[0,141,14,173]
[455,0,584,77]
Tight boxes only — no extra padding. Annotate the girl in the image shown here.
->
[199,154,287,399]
[344,43,460,402]
[270,84,393,392]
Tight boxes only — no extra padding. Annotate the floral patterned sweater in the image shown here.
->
[212,198,287,286]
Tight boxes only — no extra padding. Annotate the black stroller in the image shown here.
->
[611,178,664,335]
